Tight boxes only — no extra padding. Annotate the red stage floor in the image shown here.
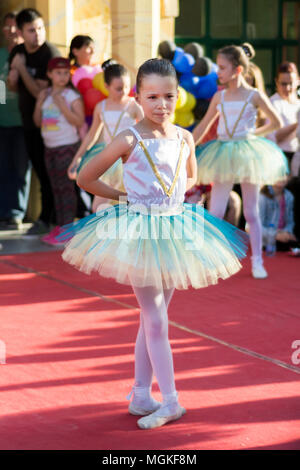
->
[0,251,299,450]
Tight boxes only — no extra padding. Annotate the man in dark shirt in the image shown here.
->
[7,8,60,234]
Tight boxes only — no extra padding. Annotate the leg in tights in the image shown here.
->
[209,181,233,218]
[134,287,174,388]
[132,285,175,396]
[209,181,262,259]
[241,183,262,258]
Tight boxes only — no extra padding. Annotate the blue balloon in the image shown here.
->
[209,71,218,81]
[184,123,197,132]
[211,63,219,74]
[179,73,201,94]
[172,47,184,66]
[172,48,195,74]
[194,72,218,99]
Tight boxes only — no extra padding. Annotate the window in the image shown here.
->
[247,0,278,38]
[282,1,300,39]
[175,0,206,37]
[210,0,243,38]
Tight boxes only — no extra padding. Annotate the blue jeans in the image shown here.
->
[0,126,31,220]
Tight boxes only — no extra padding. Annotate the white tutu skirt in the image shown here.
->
[59,203,248,290]
[196,137,289,185]
[77,142,124,189]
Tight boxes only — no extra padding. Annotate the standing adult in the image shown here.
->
[7,8,60,235]
[0,12,30,229]
[267,62,300,240]
[267,62,300,167]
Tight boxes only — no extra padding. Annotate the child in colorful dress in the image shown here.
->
[68,59,143,212]
[59,59,248,429]
[33,57,84,245]
[192,43,288,279]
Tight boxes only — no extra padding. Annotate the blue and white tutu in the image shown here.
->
[78,142,124,189]
[196,137,289,185]
[59,202,248,290]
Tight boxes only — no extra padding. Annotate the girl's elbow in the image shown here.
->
[76,173,86,190]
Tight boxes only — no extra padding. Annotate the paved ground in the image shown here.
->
[0,224,60,255]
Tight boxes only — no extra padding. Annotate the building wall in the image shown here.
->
[1,0,178,75]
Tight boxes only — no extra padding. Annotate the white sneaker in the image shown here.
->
[137,402,186,429]
[251,257,268,279]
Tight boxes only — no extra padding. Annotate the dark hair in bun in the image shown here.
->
[136,58,178,93]
[69,35,94,64]
[101,58,128,85]
[241,42,255,59]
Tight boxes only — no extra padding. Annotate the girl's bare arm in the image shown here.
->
[77,130,134,200]
[192,91,220,146]
[254,91,283,136]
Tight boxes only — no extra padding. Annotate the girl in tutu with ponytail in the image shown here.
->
[59,59,248,429]
[68,59,143,212]
[193,43,288,279]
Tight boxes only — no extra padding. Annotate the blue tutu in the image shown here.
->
[77,142,124,189]
[196,137,289,185]
[59,202,248,290]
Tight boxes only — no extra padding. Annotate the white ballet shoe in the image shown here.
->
[127,386,161,416]
[251,256,268,279]
[137,403,186,430]
[128,399,161,416]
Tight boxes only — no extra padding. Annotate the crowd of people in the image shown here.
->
[0,8,299,256]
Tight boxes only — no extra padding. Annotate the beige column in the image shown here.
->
[35,0,73,55]
[111,0,161,83]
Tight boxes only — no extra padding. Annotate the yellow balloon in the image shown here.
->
[92,72,109,96]
[174,110,195,128]
[175,86,187,110]
[180,92,196,112]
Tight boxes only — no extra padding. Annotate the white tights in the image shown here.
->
[209,182,262,259]
[132,285,176,398]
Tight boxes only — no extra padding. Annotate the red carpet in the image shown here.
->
[0,251,299,450]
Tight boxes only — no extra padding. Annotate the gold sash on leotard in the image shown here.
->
[101,100,131,142]
[220,90,255,139]
[138,139,185,198]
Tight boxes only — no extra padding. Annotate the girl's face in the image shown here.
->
[48,68,70,88]
[72,42,94,66]
[276,72,299,99]
[137,74,178,125]
[106,75,131,101]
[217,54,239,84]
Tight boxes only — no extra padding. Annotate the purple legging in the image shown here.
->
[44,142,80,226]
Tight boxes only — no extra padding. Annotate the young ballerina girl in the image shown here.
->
[68,59,143,212]
[192,43,288,279]
[59,58,248,430]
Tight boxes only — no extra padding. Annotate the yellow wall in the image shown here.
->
[1,0,177,70]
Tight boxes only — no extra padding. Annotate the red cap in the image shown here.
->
[47,57,71,72]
